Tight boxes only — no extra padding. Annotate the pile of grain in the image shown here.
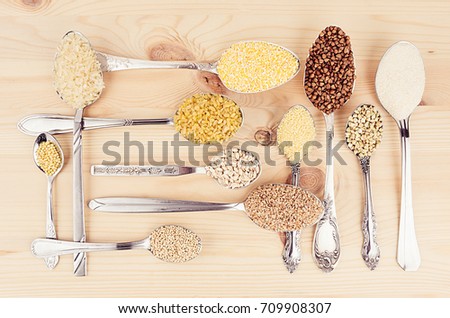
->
[217,41,299,93]
[244,184,324,232]
[174,93,242,144]
[53,32,104,109]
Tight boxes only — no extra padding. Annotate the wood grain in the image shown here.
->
[0,0,449,298]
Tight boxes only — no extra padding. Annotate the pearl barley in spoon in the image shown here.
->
[375,41,425,271]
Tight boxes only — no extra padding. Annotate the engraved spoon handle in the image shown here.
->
[397,119,420,271]
[360,158,380,270]
[96,52,217,73]
[90,165,205,177]
[313,113,340,272]
[282,163,301,273]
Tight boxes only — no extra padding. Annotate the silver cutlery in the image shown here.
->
[32,133,64,269]
[375,41,425,271]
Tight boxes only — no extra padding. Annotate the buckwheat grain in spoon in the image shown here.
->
[304,26,356,272]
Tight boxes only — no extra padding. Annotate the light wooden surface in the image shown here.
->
[1,0,449,298]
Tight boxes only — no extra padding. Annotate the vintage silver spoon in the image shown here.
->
[54,30,104,276]
[305,26,356,273]
[276,105,316,273]
[94,40,300,94]
[345,104,383,270]
[375,41,425,271]
[90,148,261,190]
[31,225,202,264]
[33,133,64,269]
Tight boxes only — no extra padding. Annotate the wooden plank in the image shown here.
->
[0,1,449,297]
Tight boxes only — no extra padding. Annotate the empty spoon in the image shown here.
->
[375,41,425,271]
[304,26,356,272]
[31,225,202,264]
[276,105,316,273]
[54,30,105,276]
[33,133,64,269]
[88,183,324,233]
[90,147,261,190]
[345,104,383,270]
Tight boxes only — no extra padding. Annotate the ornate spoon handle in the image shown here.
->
[282,163,301,273]
[313,113,340,272]
[360,158,380,270]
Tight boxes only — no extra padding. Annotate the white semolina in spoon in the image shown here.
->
[375,41,425,271]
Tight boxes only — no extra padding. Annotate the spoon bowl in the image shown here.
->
[33,133,64,180]
[33,132,64,269]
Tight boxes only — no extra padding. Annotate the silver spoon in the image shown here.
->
[31,225,202,264]
[94,40,300,94]
[305,26,356,273]
[345,104,383,270]
[33,133,64,269]
[17,94,244,143]
[276,105,316,273]
[54,30,104,276]
[88,184,324,233]
[90,148,261,190]
[375,41,425,271]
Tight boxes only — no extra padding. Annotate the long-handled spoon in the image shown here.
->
[17,93,244,144]
[88,184,324,233]
[375,41,425,271]
[94,40,300,94]
[276,105,316,273]
[54,31,105,276]
[345,104,383,270]
[31,225,202,264]
[304,26,356,272]
[33,133,64,269]
[90,148,261,190]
